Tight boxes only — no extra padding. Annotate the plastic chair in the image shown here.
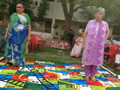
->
[104,44,120,66]
[30,34,44,52]
[118,50,120,54]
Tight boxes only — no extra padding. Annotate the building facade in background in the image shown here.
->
[31,0,87,39]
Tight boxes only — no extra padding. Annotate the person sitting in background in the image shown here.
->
[105,35,116,45]
[104,35,116,52]
[70,33,83,58]
[115,50,120,71]
[68,29,74,49]
[0,20,6,52]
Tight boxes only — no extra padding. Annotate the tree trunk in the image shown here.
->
[65,16,72,31]
[61,0,74,31]
[61,0,87,40]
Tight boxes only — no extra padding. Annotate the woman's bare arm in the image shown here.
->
[27,25,31,42]
[4,23,10,40]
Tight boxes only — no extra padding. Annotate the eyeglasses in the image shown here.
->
[16,7,23,9]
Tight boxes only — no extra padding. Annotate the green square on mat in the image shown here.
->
[112,82,120,87]
[70,75,84,80]
[56,68,67,71]
[97,66,102,69]
[45,62,55,65]
[106,87,120,90]
[42,79,58,84]
[31,68,45,73]
[34,62,45,66]
[103,74,116,78]
[0,70,17,75]
[58,79,72,85]
[59,85,75,90]
[25,62,34,65]
[90,85,103,90]
[0,62,6,65]
[23,81,42,89]
[67,69,77,72]
[5,80,26,89]
[55,63,65,66]
[15,71,30,76]
[75,67,83,70]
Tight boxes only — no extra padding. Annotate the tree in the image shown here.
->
[60,0,120,38]
[80,0,120,27]
[60,0,90,31]
[60,0,91,40]
[37,0,50,22]
[0,0,9,21]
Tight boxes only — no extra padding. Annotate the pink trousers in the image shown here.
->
[84,65,97,77]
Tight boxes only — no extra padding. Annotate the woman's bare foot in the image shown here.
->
[85,76,89,80]
[91,77,96,81]
[115,66,120,70]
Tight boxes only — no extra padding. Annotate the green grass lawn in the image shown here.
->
[0,46,120,75]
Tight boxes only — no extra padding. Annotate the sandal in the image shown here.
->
[5,62,13,66]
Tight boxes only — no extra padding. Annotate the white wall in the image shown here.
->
[32,0,86,23]
[116,41,120,45]
[31,31,53,40]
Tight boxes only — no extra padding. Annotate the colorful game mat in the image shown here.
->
[0,59,120,90]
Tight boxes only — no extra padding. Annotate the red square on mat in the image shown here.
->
[33,65,44,69]
[107,77,120,82]
[55,65,65,68]
[11,75,29,81]
[73,64,83,67]
[68,71,80,75]
[44,72,58,79]
[86,80,103,86]
[25,60,36,62]
[0,60,6,63]
[5,66,20,70]
[22,89,38,90]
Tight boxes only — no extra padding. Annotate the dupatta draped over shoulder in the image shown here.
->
[82,19,109,66]
[4,12,29,66]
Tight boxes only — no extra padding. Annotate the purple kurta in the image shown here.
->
[82,19,109,66]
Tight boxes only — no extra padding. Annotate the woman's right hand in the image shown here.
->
[4,34,8,40]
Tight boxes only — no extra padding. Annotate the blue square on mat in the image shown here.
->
[45,64,55,67]
[25,65,34,68]
[56,71,68,74]
[29,72,44,78]
[95,76,109,81]
[72,80,88,85]
[97,69,106,71]
[42,84,59,90]
[0,65,6,69]
[0,75,13,81]
[2,89,22,90]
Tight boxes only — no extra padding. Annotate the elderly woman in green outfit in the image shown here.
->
[0,21,6,52]
[4,3,31,66]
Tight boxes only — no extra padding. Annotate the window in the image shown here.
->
[49,0,54,1]
[45,21,52,33]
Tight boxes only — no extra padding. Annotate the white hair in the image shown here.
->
[96,7,105,16]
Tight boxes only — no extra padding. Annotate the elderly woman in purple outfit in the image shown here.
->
[82,7,110,81]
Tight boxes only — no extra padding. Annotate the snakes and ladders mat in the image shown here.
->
[0,60,120,90]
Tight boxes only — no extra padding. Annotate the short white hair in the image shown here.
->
[96,7,105,16]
